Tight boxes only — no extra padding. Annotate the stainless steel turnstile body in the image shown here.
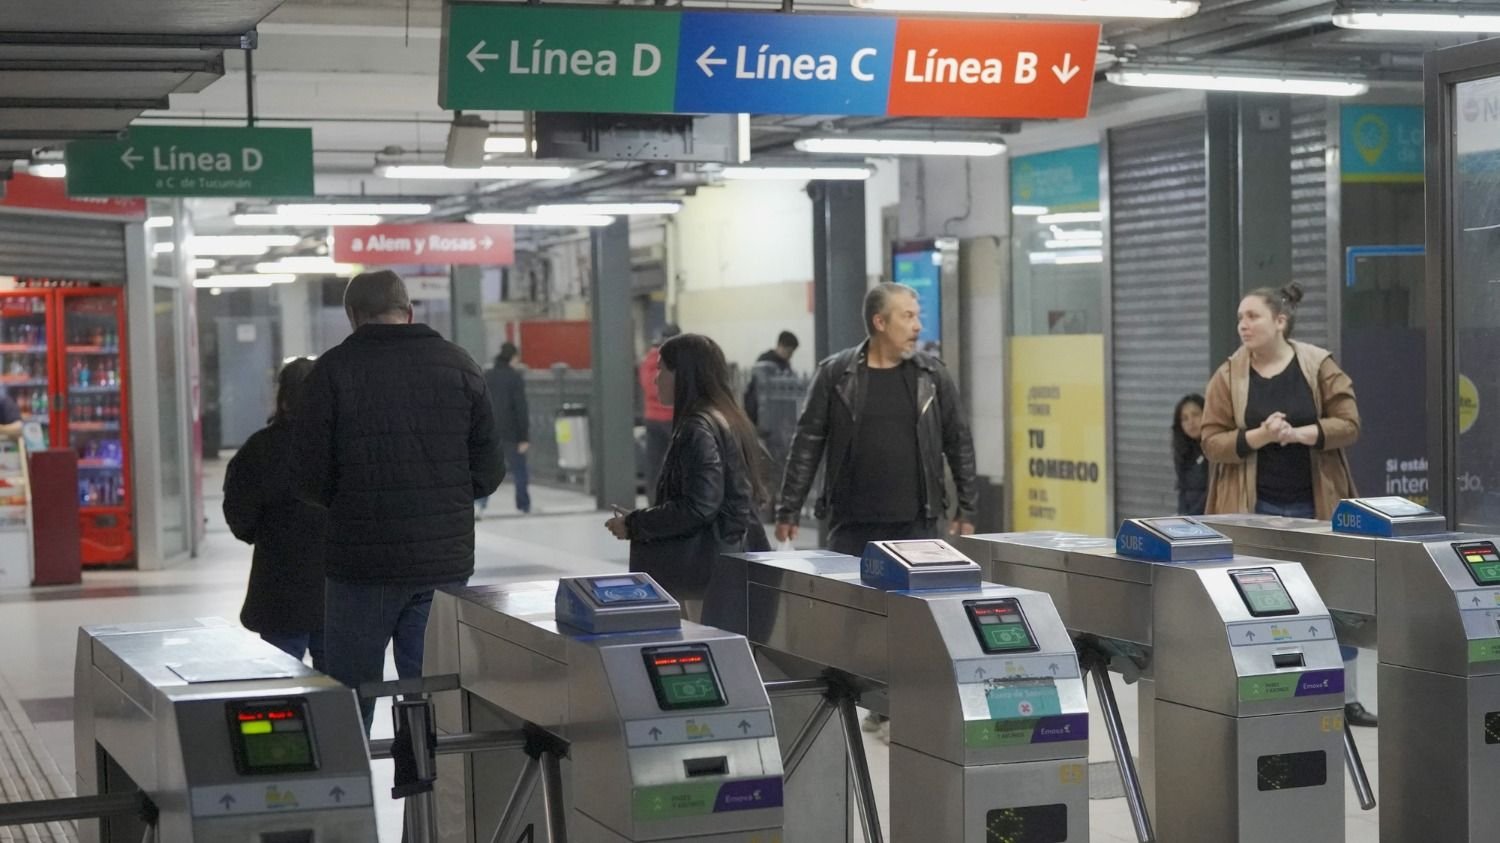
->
[713,548,1090,842]
[959,529,1347,843]
[75,618,377,843]
[1205,500,1500,842]
[428,580,785,843]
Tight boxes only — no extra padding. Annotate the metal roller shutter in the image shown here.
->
[1289,96,1331,351]
[0,213,127,282]
[1110,115,1211,521]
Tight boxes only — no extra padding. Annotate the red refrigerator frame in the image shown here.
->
[0,287,134,566]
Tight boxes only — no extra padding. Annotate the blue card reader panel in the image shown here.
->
[587,575,664,606]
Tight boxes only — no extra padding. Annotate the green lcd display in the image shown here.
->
[226,698,318,776]
[1456,541,1500,586]
[985,804,1068,842]
[1229,568,1298,617]
[643,645,725,711]
[965,599,1040,654]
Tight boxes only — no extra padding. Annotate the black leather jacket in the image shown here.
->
[775,341,978,526]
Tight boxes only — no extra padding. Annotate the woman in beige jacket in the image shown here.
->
[1201,282,1374,727]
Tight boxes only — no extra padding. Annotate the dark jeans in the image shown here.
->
[1253,498,1316,519]
[644,420,673,504]
[323,578,466,733]
[477,442,531,513]
[261,630,325,671]
[827,519,940,558]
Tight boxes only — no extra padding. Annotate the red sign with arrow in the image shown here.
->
[885,19,1098,119]
[332,223,514,266]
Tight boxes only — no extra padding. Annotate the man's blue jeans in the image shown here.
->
[323,578,467,733]
[476,442,531,514]
[260,630,325,672]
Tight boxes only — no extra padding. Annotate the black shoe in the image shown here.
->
[1345,702,1378,728]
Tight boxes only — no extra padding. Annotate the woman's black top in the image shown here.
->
[1174,439,1208,516]
[1240,355,1322,507]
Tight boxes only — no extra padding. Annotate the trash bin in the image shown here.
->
[555,404,591,475]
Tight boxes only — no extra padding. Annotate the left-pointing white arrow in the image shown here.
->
[120,147,144,170]
[468,40,500,73]
[697,45,728,78]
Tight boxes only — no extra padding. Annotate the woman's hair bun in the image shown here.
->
[1279,282,1305,307]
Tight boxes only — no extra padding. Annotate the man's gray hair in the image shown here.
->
[863,282,918,336]
[344,270,411,325]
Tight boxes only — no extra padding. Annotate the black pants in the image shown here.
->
[827,519,940,557]
[644,419,673,504]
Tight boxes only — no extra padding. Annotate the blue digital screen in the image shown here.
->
[893,248,943,356]
[589,577,661,605]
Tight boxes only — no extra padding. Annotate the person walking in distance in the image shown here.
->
[476,342,532,518]
[639,323,681,504]
[1200,281,1371,726]
[294,270,504,731]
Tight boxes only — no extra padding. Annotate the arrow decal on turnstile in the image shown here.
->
[739,720,752,734]
[516,824,535,843]
[1049,663,1059,675]
[974,667,988,680]
[1245,630,1257,641]
[329,786,345,803]
[219,794,236,811]
[1309,626,1319,635]
[648,727,663,741]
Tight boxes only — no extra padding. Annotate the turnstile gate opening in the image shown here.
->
[712,539,1092,843]
[1204,496,1500,842]
[960,519,1359,843]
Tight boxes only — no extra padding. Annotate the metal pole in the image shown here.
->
[835,696,884,843]
[781,695,838,783]
[1343,722,1376,811]
[397,700,439,843]
[1090,662,1155,843]
[488,756,541,843]
[243,48,256,127]
[539,751,569,843]
[0,792,147,827]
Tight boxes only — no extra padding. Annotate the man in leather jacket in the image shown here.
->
[774,283,978,557]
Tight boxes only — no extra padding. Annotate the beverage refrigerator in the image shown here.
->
[0,286,132,565]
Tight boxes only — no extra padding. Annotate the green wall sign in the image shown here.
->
[65,126,315,197]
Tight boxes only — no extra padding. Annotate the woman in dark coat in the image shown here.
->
[606,334,769,608]
[1173,393,1209,516]
[223,358,327,667]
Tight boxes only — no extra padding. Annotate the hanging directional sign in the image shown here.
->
[440,3,1099,119]
[65,126,315,198]
[331,223,515,266]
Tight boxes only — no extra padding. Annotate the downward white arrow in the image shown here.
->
[696,45,728,78]
[1052,53,1081,85]
[120,147,144,171]
[467,40,500,73]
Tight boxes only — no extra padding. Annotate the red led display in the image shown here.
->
[970,603,1020,618]
[236,708,301,722]
[650,653,706,668]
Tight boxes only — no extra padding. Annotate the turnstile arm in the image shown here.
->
[837,694,886,843]
[489,724,572,843]
[780,692,838,783]
[0,791,155,830]
[1086,657,1155,843]
[1343,722,1376,811]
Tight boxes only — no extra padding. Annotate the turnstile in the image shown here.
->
[428,573,785,843]
[1204,496,1500,841]
[74,618,376,842]
[712,539,1091,843]
[960,519,1351,843]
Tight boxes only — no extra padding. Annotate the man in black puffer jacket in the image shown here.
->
[295,270,504,729]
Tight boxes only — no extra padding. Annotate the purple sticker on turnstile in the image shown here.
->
[1295,669,1345,697]
[1032,714,1089,743]
[714,777,784,812]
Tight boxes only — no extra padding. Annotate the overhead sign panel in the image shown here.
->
[332,223,515,266]
[65,126,314,198]
[440,4,1098,119]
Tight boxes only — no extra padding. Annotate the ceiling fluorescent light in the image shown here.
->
[234,213,382,227]
[276,203,433,216]
[467,212,616,227]
[145,216,173,229]
[153,242,174,255]
[533,202,682,216]
[192,274,296,289]
[191,258,217,271]
[721,165,874,181]
[1333,4,1500,32]
[27,163,66,178]
[850,0,1197,17]
[1037,211,1104,224]
[484,137,531,154]
[1045,238,1103,249]
[1012,206,1050,216]
[1107,66,1368,97]
[186,234,300,256]
[795,137,1005,157]
[378,165,574,180]
[255,258,360,275]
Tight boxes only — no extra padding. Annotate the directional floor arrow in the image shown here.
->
[120,147,144,170]
[467,41,500,73]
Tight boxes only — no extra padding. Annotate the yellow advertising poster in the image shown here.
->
[1009,335,1109,535]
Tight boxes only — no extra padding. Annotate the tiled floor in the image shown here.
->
[0,457,1385,841]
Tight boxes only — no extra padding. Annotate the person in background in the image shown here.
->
[1172,394,1208,516]
[477,342,531,518]
[639,322,681,505]
[1200,281,1373,727]
[295,270,504,731]
[223,358,326,667]
[607,333,769,614]
[743,330,799,427]
[0,387,19,440]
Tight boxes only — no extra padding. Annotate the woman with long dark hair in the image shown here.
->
[1172,393,1207,515]
[606,333,769,606]
[223,358,328,667]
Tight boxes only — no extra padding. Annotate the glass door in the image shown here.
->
[0,291,54,441]
[59,288,133,564]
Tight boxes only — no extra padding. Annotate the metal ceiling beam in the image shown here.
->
[0,97,169,110]
[0,59,223,73]
[0,31,255,49]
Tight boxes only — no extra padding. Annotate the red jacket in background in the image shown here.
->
[639,345,672,423]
